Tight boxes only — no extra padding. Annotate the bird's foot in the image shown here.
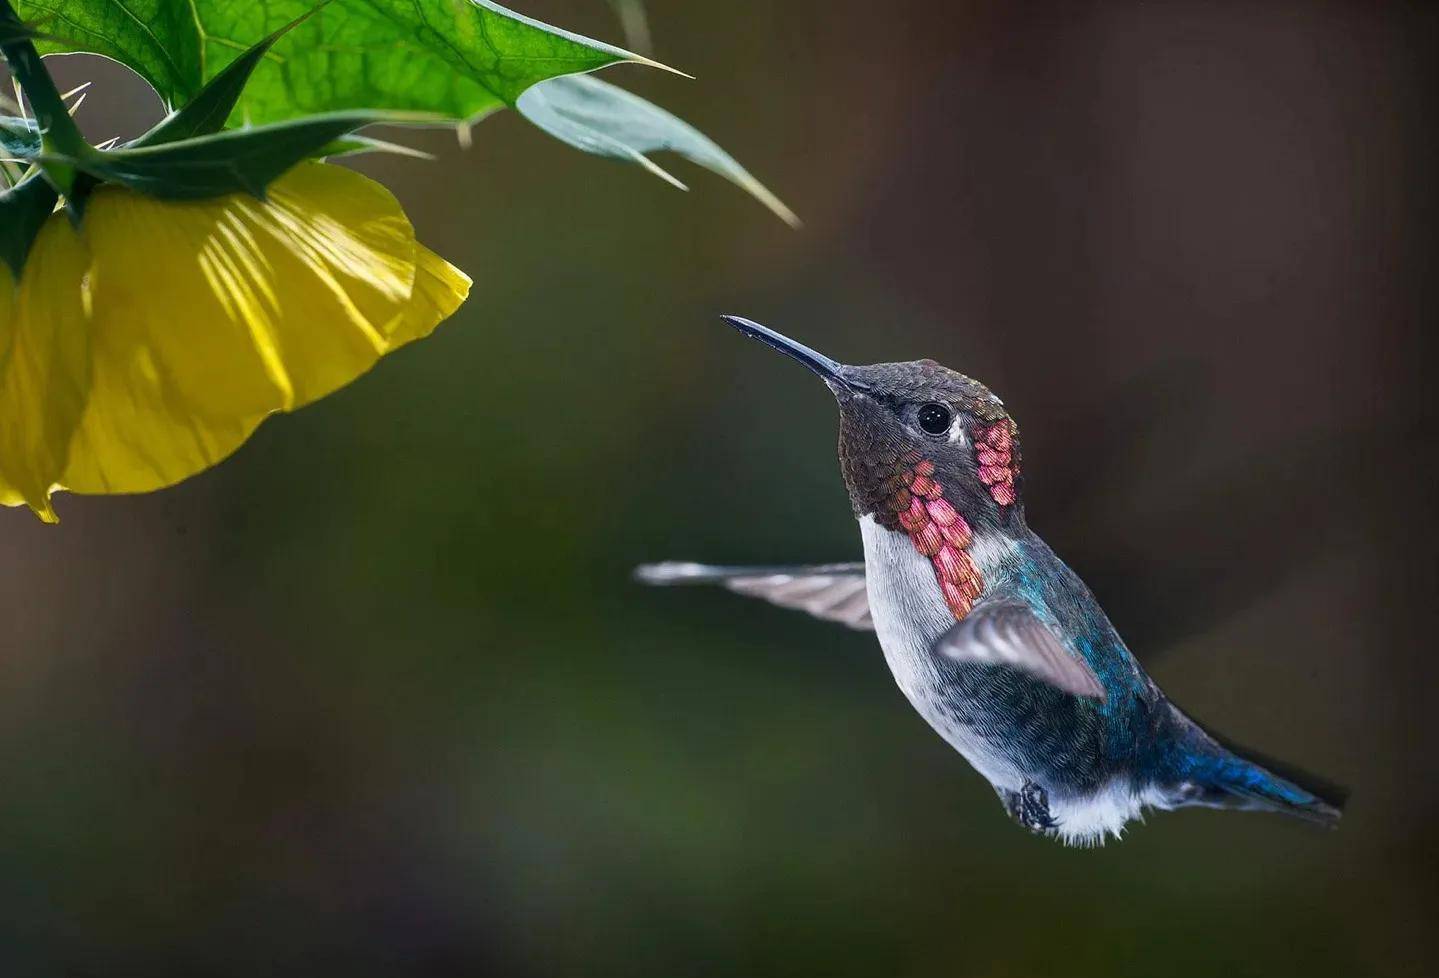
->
[1003,781,1059,833]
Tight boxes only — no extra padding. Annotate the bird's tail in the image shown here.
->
[1163,708,1347,827]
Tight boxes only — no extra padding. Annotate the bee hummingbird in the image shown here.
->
[639,316,1345,846]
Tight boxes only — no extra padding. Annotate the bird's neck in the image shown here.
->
[864,448,1025,625]
[859,514,1024,682]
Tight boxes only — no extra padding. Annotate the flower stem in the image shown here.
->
[0,0,89,192]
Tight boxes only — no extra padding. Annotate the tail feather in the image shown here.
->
[1196,748,1345,827]
[1164,707,1347,828]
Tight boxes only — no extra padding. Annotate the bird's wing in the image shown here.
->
[933,600,1107,701]
[635,561,872,630]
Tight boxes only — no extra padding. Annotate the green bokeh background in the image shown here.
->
[3,2,1435,975]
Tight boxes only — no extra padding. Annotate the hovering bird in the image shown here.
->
[638,316,1344,846]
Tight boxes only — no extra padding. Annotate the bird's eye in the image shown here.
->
[917,402,953,436]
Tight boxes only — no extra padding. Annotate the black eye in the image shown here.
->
[917,402,953,436]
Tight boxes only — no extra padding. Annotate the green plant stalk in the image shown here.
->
[0,0,89,192]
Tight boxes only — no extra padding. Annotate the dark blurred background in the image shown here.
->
[3,1,1436,975]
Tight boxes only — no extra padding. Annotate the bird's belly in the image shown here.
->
[895,663,1029,792]
[858,516,1026,790]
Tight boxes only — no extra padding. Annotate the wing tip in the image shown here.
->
[633,561,707,585]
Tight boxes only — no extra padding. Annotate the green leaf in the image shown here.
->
[517,74,800,228]
[15,1,660,124]
[13,1,794,221]
[0,169,57,275]
[129,9,316,148]
[59,109,445,198]
[0,113,40,158]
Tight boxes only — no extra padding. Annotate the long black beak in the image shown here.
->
[720,315,852,388]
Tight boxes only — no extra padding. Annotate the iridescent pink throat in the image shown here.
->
[886,420,1019,622]
[975,420,1017,507]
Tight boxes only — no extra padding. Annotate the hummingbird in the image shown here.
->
[638,316,1345,846]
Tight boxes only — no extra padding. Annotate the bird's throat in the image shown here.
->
[873,420,1021,622]
[881,452,985,621]
[974,420,1019,507]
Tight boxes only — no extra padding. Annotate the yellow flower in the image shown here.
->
[0,162,470,522]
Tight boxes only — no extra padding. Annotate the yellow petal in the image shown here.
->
[80,162,416,417]
[391,243,472,348]
[59,352,263,496]
[0,219,92,522]
[0,265,21,508]
[60,163,467,496]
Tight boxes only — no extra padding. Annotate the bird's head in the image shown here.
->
[722,315,1024,539]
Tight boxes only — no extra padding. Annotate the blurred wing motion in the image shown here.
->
[635,561,872,630]
[934,601,1107,701]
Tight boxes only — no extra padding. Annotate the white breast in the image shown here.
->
[858,515,1024,789]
